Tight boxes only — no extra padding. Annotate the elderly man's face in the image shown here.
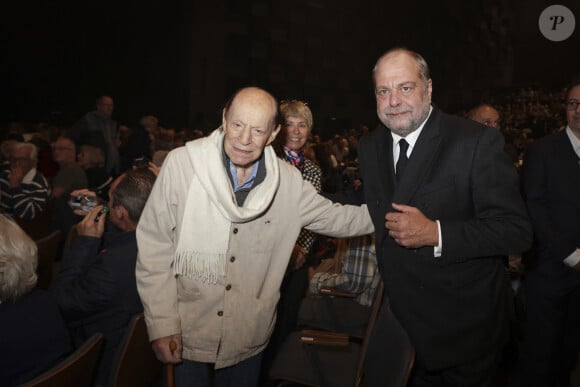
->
[10,147,34,175]
[566,85,580,134]
[222,89,280,168]
[374,52,432,137]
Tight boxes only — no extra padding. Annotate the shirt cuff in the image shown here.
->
[433,220,442,258]
[563,248,580,268]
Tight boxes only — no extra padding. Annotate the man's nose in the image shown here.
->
[239,127,252,144]
[389,90,402,107]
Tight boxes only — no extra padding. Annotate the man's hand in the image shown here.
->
[9,165,24,188]
[289,244,308,271]
[152,334,182,364]
[385,203,438,248]
[77,205,107,238]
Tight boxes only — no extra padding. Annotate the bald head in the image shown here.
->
[467,104,501,129]
[224,87,279,128]
[222,87,281,169]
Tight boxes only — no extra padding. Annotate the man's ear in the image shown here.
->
[266,124,281,146]
[222,108,227,130]
[115,205,129,220]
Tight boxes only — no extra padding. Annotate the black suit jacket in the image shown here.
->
[358,108,532,370]
[521,130,580,289]
[50,227,143,385]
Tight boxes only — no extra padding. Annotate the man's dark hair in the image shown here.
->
[111,168,156,223]
[566,76,580,100]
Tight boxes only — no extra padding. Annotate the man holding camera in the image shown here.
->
[50,168,156,386]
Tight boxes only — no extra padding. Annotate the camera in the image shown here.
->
[70,195,84,209]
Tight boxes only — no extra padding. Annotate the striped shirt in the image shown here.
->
[0,167,50,220]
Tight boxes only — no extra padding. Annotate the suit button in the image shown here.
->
[233,228,238,234]
[217,311,223,317]
[226,284,232,291]
[230,256,236,262]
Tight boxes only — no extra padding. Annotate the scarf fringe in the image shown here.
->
[173,251,226,284]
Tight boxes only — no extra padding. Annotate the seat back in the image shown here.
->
[62,223,79,255]
[363,296,415,387]
[355,280,384,386]
[16,199,54,240]
[35,229,62,289]
[269,280,393,387]
[22,333,104,387]
[110,313,164,387]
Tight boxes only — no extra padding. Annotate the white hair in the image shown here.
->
[0,215,38,302]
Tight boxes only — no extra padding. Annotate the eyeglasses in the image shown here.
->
[566,99,580,111]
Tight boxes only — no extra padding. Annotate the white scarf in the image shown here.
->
[173,128,280,284]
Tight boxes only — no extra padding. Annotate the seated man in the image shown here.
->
[299,234,380,334]
[308,234,379,307]
[0,142,50,220]
[50,168,156,386]
[51,135,88,200]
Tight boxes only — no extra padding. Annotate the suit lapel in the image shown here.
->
[555,130,580,192]
[378,129,396,197]
[392,109,442,204]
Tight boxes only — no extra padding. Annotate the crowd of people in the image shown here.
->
[0,47,579,387]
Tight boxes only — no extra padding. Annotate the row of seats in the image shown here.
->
[21,314,165,387]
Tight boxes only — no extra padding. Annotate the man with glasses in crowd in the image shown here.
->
[520,77,580,387]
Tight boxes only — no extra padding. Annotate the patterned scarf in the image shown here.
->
[284,146,305,168]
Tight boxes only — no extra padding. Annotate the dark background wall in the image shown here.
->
[2,0,578,138]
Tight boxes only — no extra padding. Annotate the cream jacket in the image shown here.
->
[136,133,373,368]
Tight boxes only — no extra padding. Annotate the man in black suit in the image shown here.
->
[519,78,580,387]
[359,48,532,386]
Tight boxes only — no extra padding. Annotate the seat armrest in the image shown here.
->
[299,329,349,346]
[319,286,357,299]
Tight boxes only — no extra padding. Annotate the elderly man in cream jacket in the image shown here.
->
[136,87,373,387]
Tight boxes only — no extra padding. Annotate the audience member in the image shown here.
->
[307,234,379,307]
[519,77,580,387]
[69,95,120,175]
[0,214,73,386]
[264,99,323,379]
[0,142,50,220]
[50,167,156,386]
[358,48,532,387]
[120,123,152,172]
[135,86,373,387]
[1,133,25,172]
[467,103,501,129]
[77,144,113,200]
[51,136,87,199]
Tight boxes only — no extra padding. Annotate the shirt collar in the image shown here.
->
[565,126,580,159]
[22,167,37,184]
[229,159,259,192]
[391,106,433,160]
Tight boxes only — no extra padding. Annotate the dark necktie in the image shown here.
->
[396,139,409,181]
